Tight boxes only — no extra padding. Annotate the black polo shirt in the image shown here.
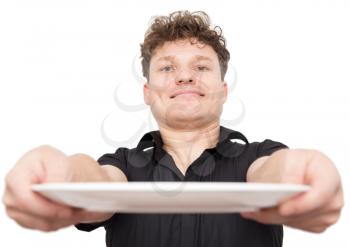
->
[76,126,288,247]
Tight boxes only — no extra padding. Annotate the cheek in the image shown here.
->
[205,85,225,102]
[147,84,170,103]
[148,78,173,97]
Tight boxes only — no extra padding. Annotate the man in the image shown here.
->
[3,10,343,247]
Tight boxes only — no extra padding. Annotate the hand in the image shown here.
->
[2,145,113,231]
[242,149,344,233]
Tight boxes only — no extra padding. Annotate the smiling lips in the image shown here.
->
[170,90,205,98]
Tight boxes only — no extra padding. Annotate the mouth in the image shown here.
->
[170,90,205,99]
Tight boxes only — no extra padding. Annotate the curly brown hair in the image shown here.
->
[140,10,230,81]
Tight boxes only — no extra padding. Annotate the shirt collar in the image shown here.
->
[136,126,249,152]
[136,130,163,152]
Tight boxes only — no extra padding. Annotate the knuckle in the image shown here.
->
[4,173,16,190]
[2,193,8,206]
[41,221,64,232]
[32,145,57,162]
[322,218,333,227]
[38,222,55,232]
[4,174,10,186]
[15,196,30,211]
[35,144,54,152]
[51,209,64,219]
[52,222,67,231]
[310,226,327,233]
[326,213,340,226]
[2,194,12,208]
[328,195,344,212]
[5,207,16,219]
[337,196,345,211]
[318,227,327,233]
[2,191,17,209]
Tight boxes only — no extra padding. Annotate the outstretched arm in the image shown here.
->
[3,145,127,232]
[243,149,344,233]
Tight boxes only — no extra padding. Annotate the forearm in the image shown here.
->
[67,154,125,223]
[242,149,343,233]
[4,145,123,231]
[246,149,315,183]
[65,153,111,182]
[67,154,128,183]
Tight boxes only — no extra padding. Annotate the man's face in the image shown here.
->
[143,39,227,129]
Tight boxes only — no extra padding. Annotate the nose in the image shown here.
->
[176,78,194,85]
[176,68,195,85]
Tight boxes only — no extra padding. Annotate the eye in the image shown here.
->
[160,65,175,72]
[196,65,209,71]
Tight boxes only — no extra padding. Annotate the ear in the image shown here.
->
[143,82,150,105]
[223,81,228,103]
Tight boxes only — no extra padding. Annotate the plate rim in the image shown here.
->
[32,181,310,193]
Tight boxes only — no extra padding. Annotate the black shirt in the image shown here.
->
[76,126,288,247]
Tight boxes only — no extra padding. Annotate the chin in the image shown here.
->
[151,104,223,129]
[164,112,213,129]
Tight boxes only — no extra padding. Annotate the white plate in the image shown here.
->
[32,182,309,213]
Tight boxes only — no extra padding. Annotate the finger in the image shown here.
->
[279,186,334,216]
[280,153,341,216]
[286,211,341,231]
[71,209,114,224]
[303,226,327,233]
[5,182,74,219]
[6,207,73,232]
[241,205,340,233]
[5,148,74,219]
[241,207,288,225]
[279,179,331,216]
[241,203,325,226]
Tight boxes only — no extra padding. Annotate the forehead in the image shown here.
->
[150,39,219,64]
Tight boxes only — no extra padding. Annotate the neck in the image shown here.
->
[158,122,221,175]
[159,122,220,149]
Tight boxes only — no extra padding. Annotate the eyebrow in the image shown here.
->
[155,55,214,63]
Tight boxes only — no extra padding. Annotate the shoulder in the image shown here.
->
[249,139,289,158]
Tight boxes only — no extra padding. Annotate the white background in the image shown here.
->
[0,0,349,246]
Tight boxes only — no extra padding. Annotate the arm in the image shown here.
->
[243,149,344,233]
[67,152,127,183]
[3,145,127,231]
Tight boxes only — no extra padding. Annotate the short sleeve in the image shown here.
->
[235,139,289,182]
[75,214,117,232]
[75,221,108,232]
[97,147,129,178]
[256,139,289,159]
[75,148,128,232]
